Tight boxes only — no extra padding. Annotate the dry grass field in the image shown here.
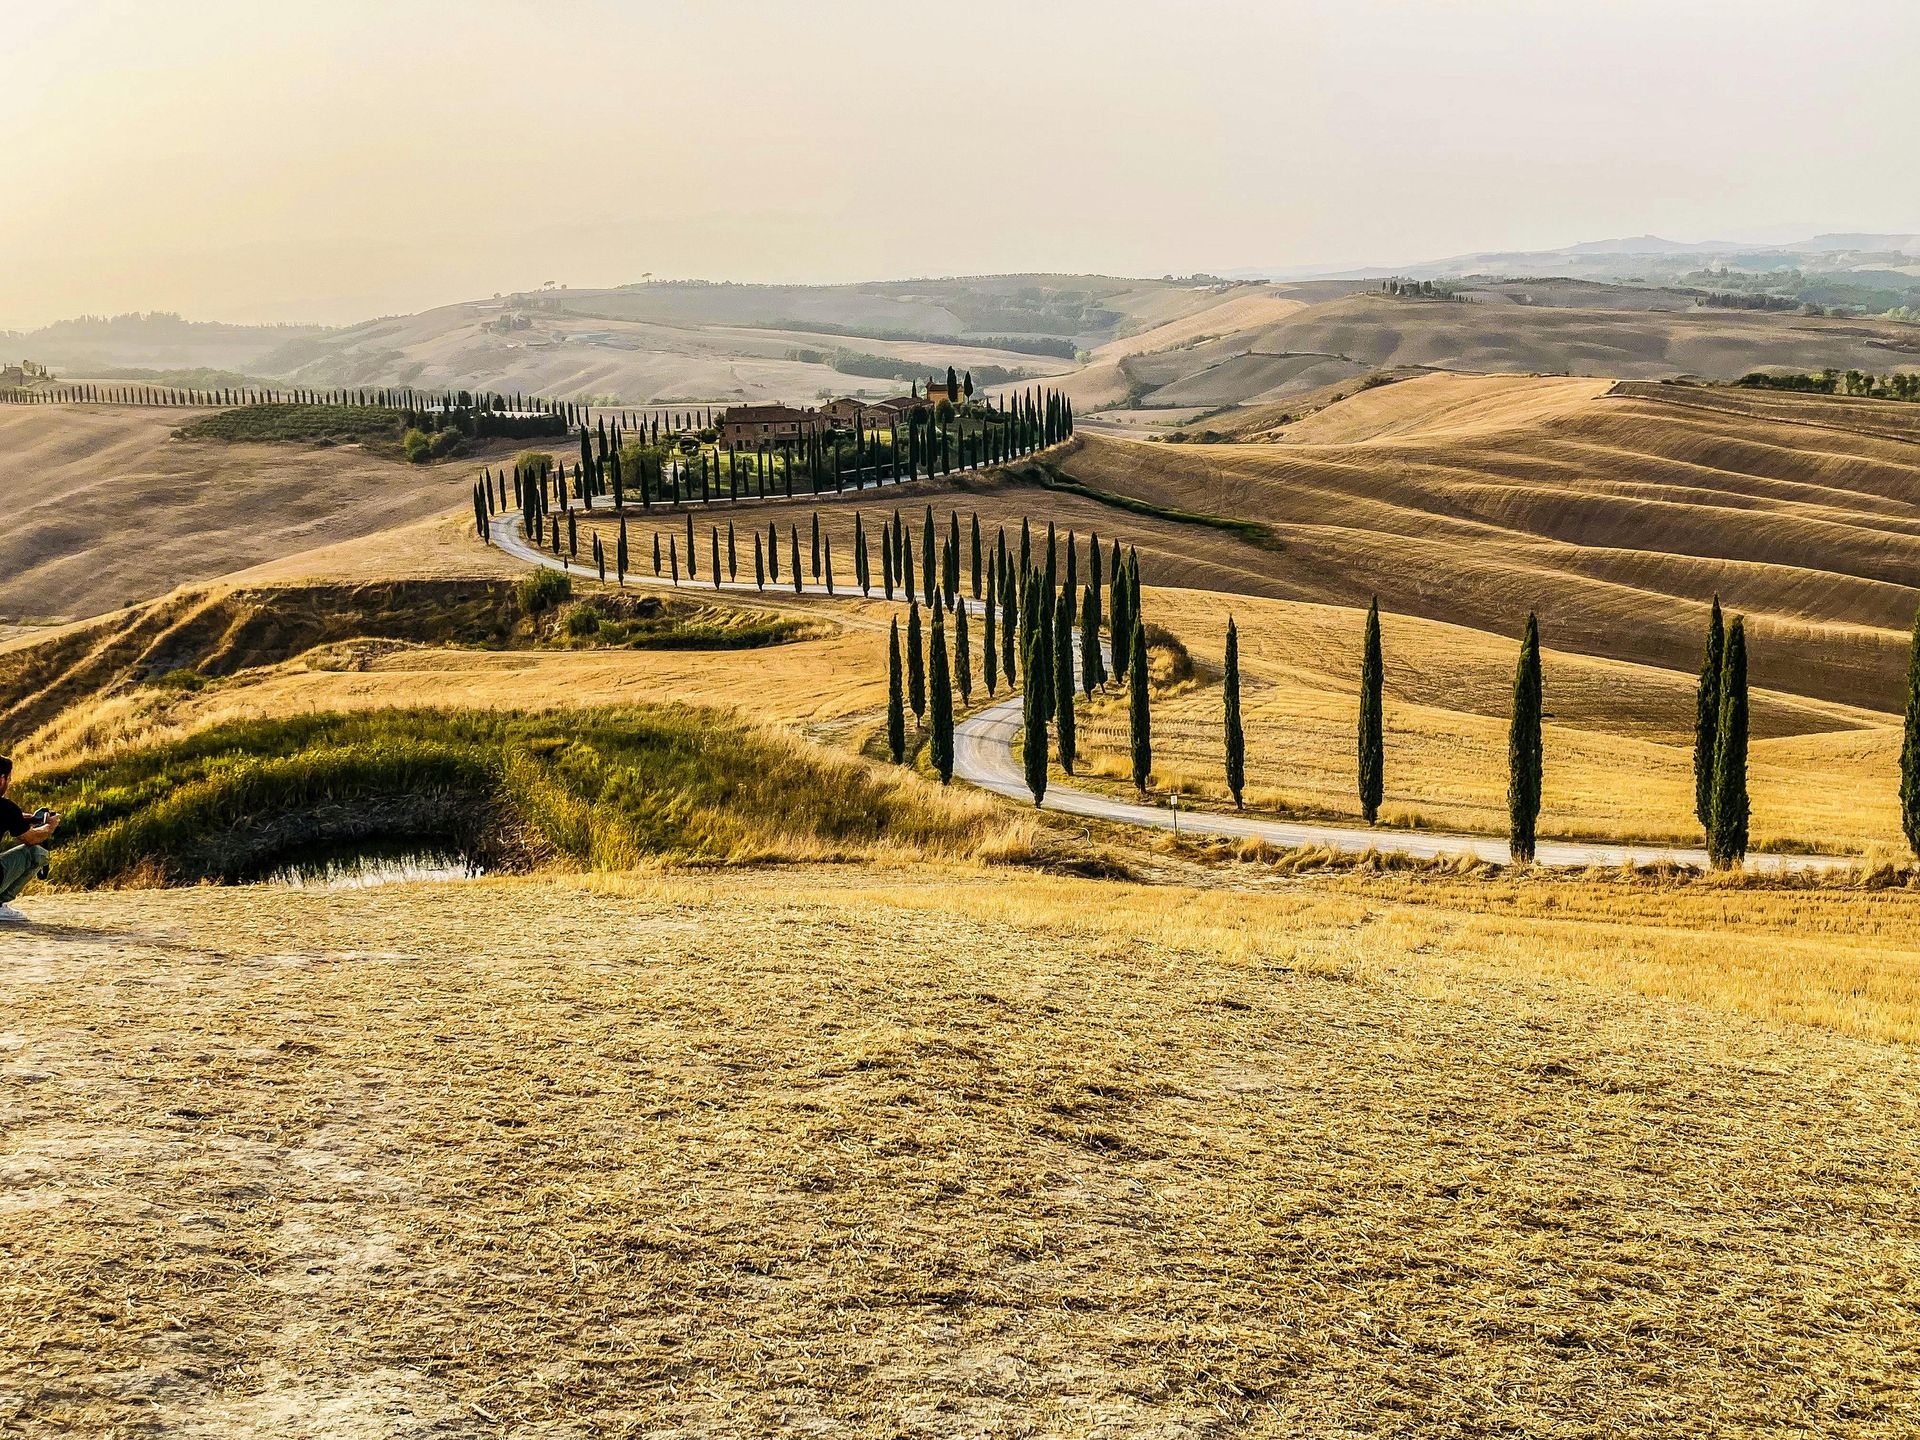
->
[4,867,1918,1436]
[1067,587,1907,856]
[1052,378,1920,710]
[0,405,473,625]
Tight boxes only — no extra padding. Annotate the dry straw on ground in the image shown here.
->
[4,868,1918,1436]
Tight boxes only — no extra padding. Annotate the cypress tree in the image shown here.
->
[595,533,606,583]
[1110,558,1132,684]
[754,532,766,591]
[1034,567,1055,721]
[1000,550,1018,682]
[903,529,916,603]
[711,528,721,589]
[768,521,779,581]
[886,618,906,763]
[1054,588,1076,774]
[1022,598,1048,806]
[907,601,926,722]
[669,536,680,585]
[810,512,821,579]
[790,526,803,593]
[1080,585,1101,696]
[1128,618,1151,793]
[882,537,895,598]
[1358,597,1385,823]
[616,515,629,585]
[929,607,954,783]
[970,512,983,598]
[983,565,999,696]
[1507,612,1543,863]
[954,595,973,705]
[1708,616,1750,868]
[922,506,937,601]
[685,512,696,576]
[825,539,835,595]
[948,510,962,602]
[653,531,661,575]
[1223,616,1244,807]
[1902,605,1920,860]
[855,512,870,594]
[1693,596,1725,835]
[727,521,737,580]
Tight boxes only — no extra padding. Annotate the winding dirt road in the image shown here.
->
[492,510,1850,875]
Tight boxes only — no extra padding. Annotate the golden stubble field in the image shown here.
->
[4,866,1919,1437]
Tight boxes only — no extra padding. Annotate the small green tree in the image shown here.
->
[1708,616,1750,868]
[1902,605,1920,860]
[929,607,954,783]
[886,618,906,763]
[1128,618,1151,793]
[907,600,926,722]
[1693,596,1725,835]
[1358,597,1384,823]
[1507,612,1543,863]
[1223,616,1244,807]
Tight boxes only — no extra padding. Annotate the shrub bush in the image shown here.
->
[517,568,572,615]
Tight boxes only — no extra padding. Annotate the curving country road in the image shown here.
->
[492,511,1851,875]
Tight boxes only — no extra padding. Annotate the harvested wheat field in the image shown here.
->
[1053,378,1920,710]
[4,868,1918,1436]
[1066,587,1906,855]
[0,406,483,626]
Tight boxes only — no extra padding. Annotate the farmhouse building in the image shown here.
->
[719,403,827,447]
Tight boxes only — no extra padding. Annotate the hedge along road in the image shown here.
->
[490,510,1852,876]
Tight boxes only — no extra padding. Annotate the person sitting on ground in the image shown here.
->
[0,756,59,922]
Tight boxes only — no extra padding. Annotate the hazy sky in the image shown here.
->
[5,0,1916,329]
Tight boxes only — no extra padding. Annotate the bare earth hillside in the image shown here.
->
[0,406,484,625]
[1050,377,1920,710]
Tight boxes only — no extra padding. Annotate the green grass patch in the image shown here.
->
[38,705,1003,887]
[174,403,406,448]
[1006,459,1282,551]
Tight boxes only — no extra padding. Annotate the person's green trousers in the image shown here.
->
[0,843,49,903]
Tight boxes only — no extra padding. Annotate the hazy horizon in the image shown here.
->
[7,0,1918,330]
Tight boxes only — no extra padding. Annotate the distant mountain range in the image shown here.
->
[1234,233,1920,283]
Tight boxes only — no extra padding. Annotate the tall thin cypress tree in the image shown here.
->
[923,506,937,601]
[1054,588,1076,775]
[768,521,779,580]
[886,619,906,763]
[790,526,802,594]
[811,512,821,579]
[727,521,737,580]
[1000,552,1018,683]
[1022,649,1049,808]
[1110,559,1132,684]
[653,531,661,576]
[903,530,916,603]
[754,532,765,591]
[954,596,973,705]
[970,512,983,598]
[1708,616,1750,868]
[710,528,721,589]
[616,515,629,585]
[930,606,954,782]
[1902,605,1920,860]
[1223,616,1244,807]
[983,567,999,696]
[685,512,696,576]
[1507,612,1543,863]
[1693,596,1725,835]
[1080,584,1102,696]
[1128,618,1151,794]
[1035,568,1055,721]
[1358,597,1384,824]
[882,537,894,599]
[907,601,926,722]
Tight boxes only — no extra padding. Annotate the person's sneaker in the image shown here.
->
[0,904,27,923]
